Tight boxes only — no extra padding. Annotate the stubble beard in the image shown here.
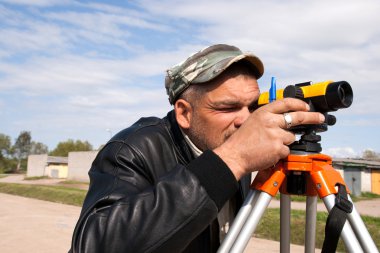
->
[187,121,234,152]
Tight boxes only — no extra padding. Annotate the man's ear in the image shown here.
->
[174,99,193,130]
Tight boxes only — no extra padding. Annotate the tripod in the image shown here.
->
[218,132,379,253]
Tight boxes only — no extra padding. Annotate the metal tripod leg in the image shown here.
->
[230,191,272,253]
[346,195,379,252]
[280,195,317,253]
[323,194,379,253]
[322,194,362,252]
[280,194,290,253]
[217,189,259,253]
[218,190,273,253]
[305,196,317,253]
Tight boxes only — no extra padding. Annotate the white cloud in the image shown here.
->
[141,0,380,45]
[0,56,117,94]
[0,0,73,7]
[45,9,170,33]
[0,22,69,53]
[0,3,173,58]
[325,147,359,158]
[67,87,166,108]
[0,49,180,95]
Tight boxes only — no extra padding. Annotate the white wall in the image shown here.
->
[27,154,48,177]
[362,168,372,192]
[67,151,98,182]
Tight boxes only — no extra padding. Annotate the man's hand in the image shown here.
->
[213,98,325,180]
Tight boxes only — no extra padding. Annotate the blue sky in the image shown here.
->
[0,0,379,158]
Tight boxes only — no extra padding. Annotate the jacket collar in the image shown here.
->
[180,128,203,158]
[165,110,196,163]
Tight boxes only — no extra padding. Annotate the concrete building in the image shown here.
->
[27,154,68,178]
[27,151,97,182]
[333,158,380,196]
[27,152,380,196]
[67,151,98,182]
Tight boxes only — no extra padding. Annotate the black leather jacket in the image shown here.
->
[70,111,251,253]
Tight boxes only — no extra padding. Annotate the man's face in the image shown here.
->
[186,74,260,151]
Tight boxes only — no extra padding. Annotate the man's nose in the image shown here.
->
[234,107,250,128]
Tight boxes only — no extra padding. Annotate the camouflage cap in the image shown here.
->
[165,44,264,104]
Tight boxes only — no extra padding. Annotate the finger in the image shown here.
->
[264,98,310,114]
[279,145,291,160]
[278,111,325,129]
[282,130,297,145]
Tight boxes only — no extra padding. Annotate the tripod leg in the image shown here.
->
[346,195,379,253]
[322,195,364,253]
[280,194,291,253]
[305,196,317,253]
[218,189,260,253]
[229,191,273,253]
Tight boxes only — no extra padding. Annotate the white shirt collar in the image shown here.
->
[180,128,203,158]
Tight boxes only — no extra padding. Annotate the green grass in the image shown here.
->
[255,208,380,252]
[274,192,380,202]
[23,176,50,180]
[0,182,87,206]
[351,192,380,201]
[58,180,89,185]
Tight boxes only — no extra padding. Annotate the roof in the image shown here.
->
[333,158,380,169]
[47,156,68,164]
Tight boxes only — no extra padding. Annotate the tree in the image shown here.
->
[0,131,49,173]
[0,134,12,172]
[49,139,93,157]
[13,131,32,171]
[30,141,49,155]
[362,149,380,161]
[0,134,11,158]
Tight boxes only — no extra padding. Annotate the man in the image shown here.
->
[70,44,324,253]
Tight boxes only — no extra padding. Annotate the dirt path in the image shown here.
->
[0,193,80,253]
[0,193,316,253]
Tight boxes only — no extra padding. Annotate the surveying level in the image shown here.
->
[218,81,378,253]
[260,80,353,136]
[258,80,353,111]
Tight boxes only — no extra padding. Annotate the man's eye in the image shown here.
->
[248,103,259,112]
[219,107,237,112]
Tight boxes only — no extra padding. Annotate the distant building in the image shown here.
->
[27,154,68,178]
[333,158,380,196]
[27,151,98,182]
[27,153,380,195]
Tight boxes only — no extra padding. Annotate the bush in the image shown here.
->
[0,158,18,173]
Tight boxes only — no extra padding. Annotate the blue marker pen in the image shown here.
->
[269,76,277,102]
